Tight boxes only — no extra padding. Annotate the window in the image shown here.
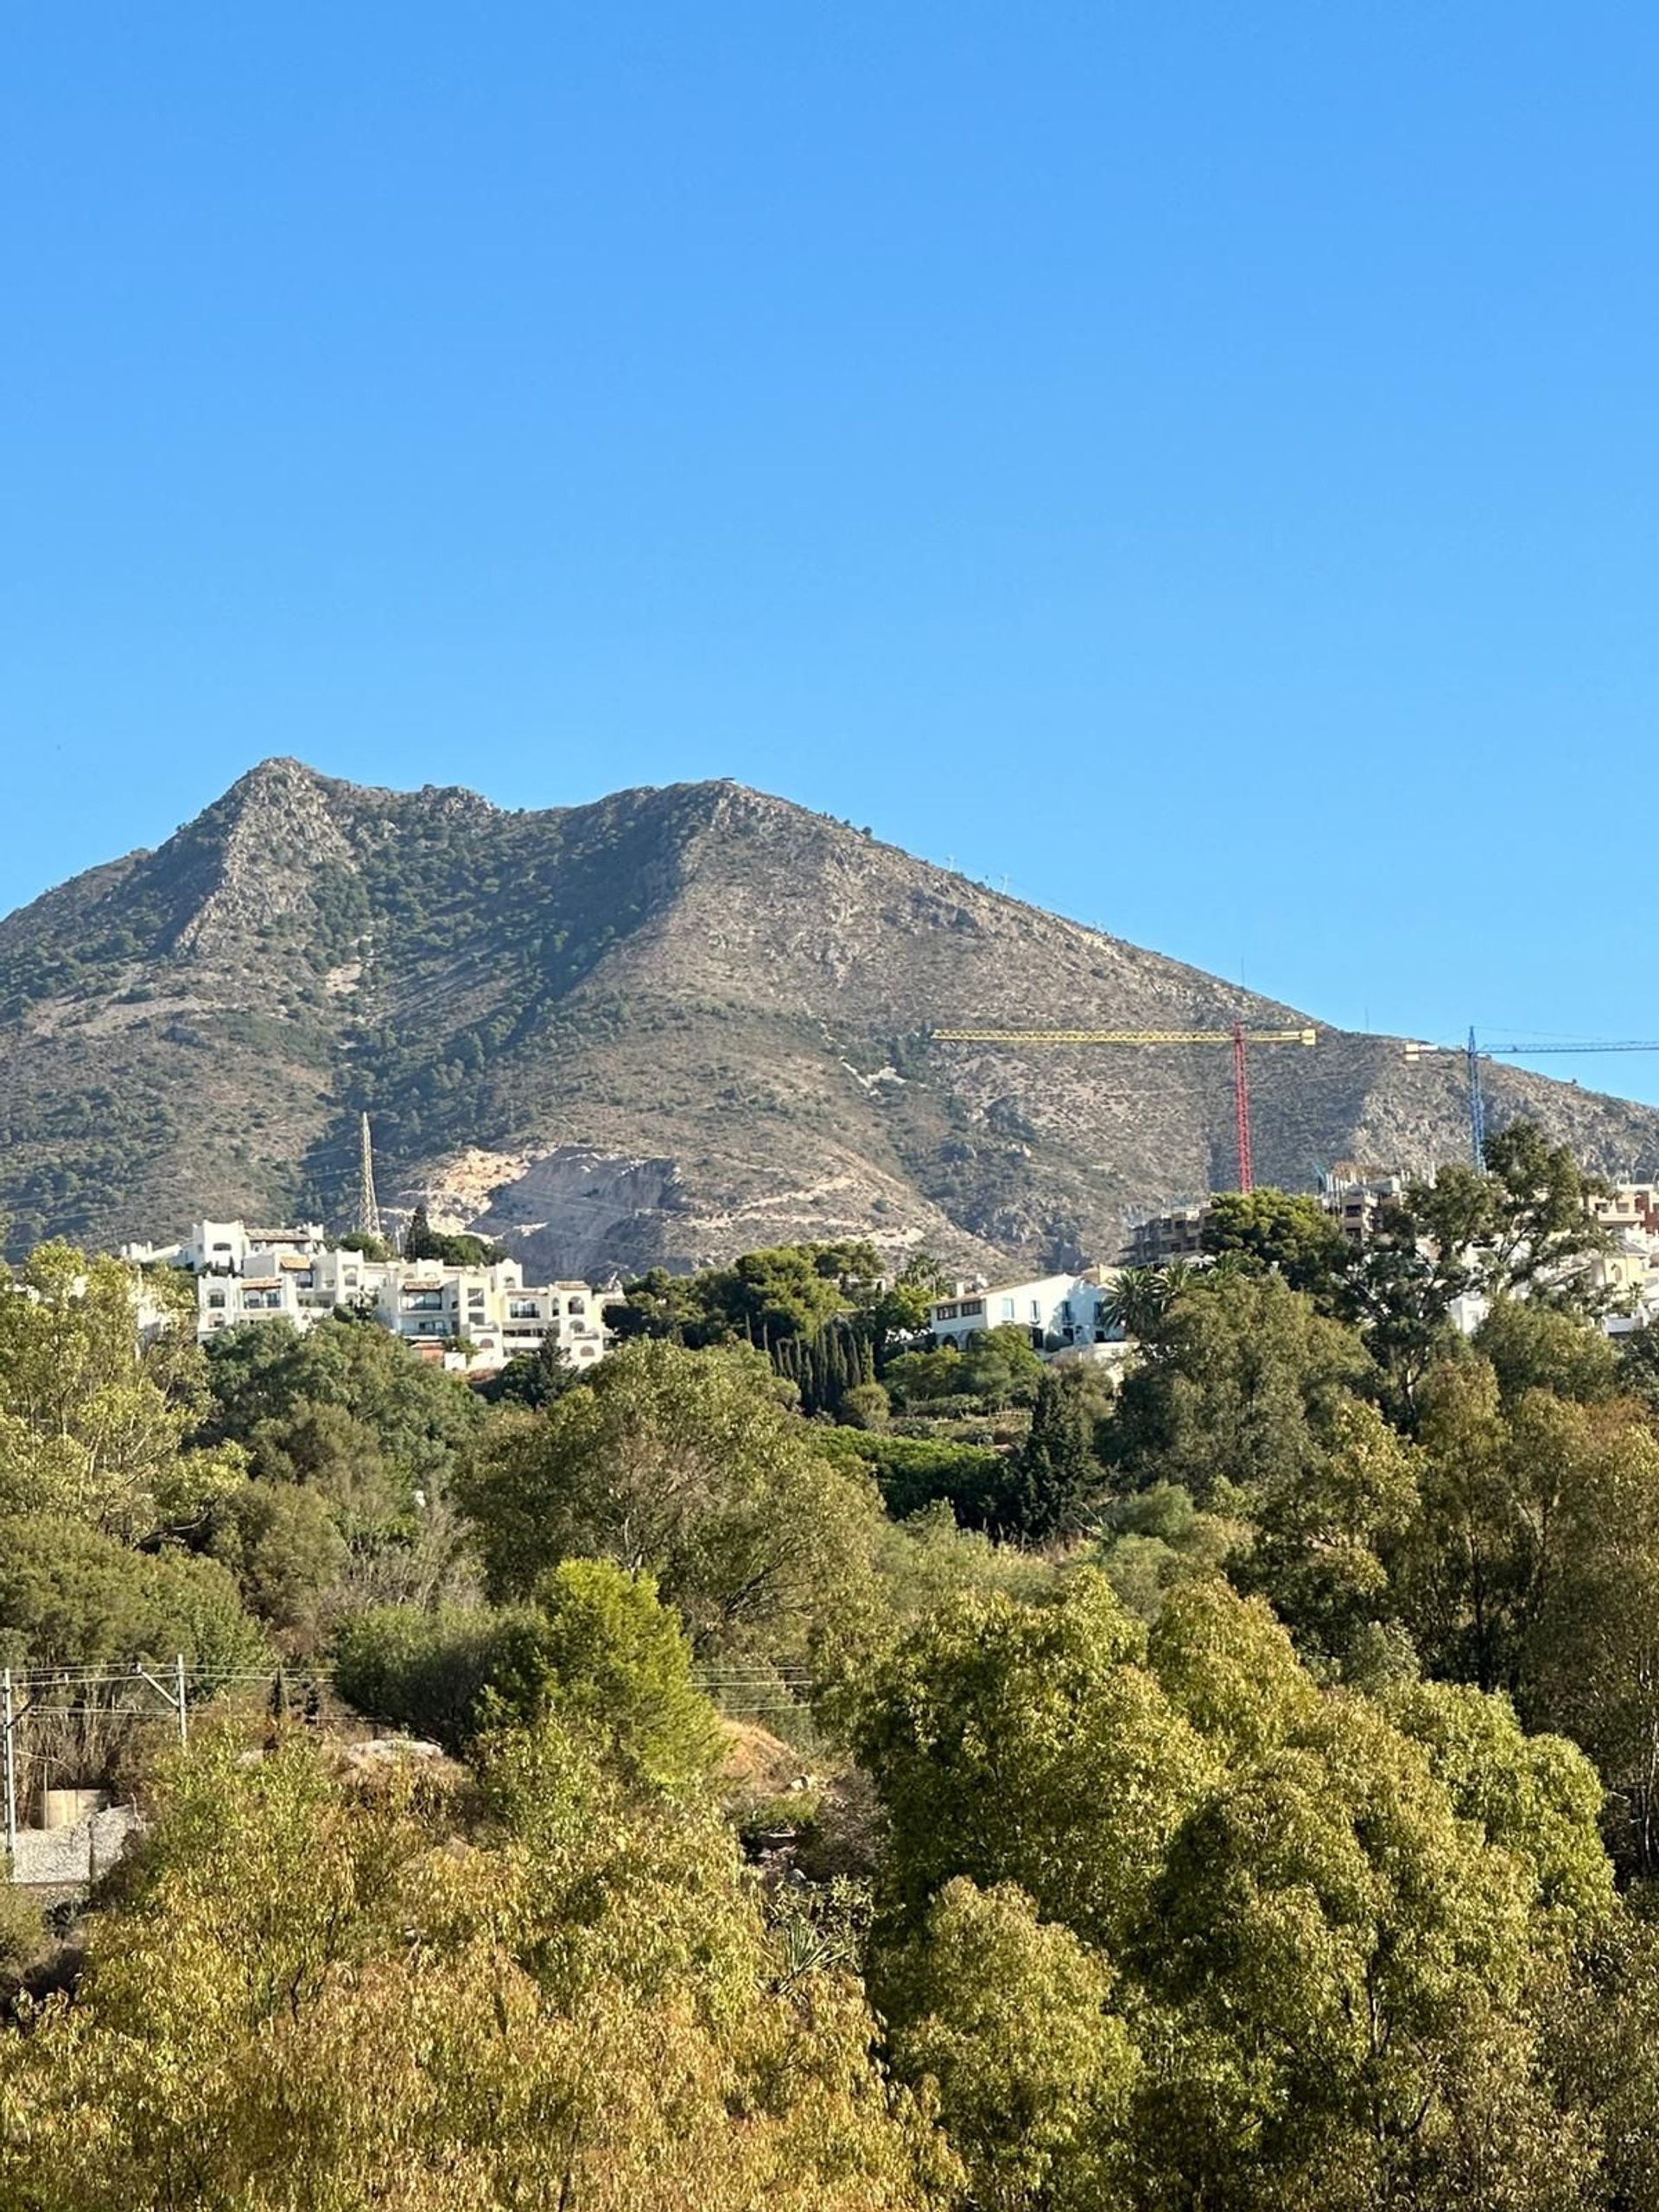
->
[1000,1297,1014,1320]
[961,1299,984,1319]
[569,1299,586,1316]
[207,1292,226,1309]
[508,1299,542,1319]
[404,1291,443,1312]
[1030,1300,1040,1323]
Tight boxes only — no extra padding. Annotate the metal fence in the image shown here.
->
[3,1655,821,1868]
[2,1661,327,1864]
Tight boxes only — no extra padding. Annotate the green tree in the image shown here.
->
[457,1340,884,1664]
[1001,1369,1100,1542]
[246,1398,404,1537]
[1474,1295,1622,1408]
[1135,1691,1596,2209]
[1510,1396,1659,1877]
[1094,1480,1238,1624]
[858,1572,1612,2210]
[613,1243,879,1352]
[855,1572,1219,1951]
[335,1561,722,1794]
[869,1252,953,1362]
[0,1513,266,1671]
[335,1230,391,1262]
[838,1378,891,1429]
[1106,1267,1376,1510]
[1392,1356,1529,1694]
[499,1559,724,1794]
[881,1878,1139,2212]
[206,1479,350,1649]
[1406,1122,1611,1313]
[820,1426,1015,1531]
[200,1315,483,1503]
[0,1242,242,1541]
[1230,1395,1421,1666]
[884,1343,967,1409]
[0,1721,951,2211]
[481,1330,579,1409]
[1201,1187,1354,1308]
[402,1206,506,1267]
[1097,1262,1193,1342]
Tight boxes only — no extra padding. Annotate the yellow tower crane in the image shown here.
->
[931,1023,1318,1193]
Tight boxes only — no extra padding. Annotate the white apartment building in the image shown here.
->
[929,1269,1124,1354]
[123,1222,613,1374]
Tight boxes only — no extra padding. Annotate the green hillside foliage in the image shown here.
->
[13,1135,1659,2201]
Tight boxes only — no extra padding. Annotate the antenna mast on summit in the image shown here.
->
[355,1113,382,1241]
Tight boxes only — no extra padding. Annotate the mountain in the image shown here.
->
[3,759,1658,1276]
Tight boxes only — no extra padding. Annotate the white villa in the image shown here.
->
[928,1268,1124,1354]
[122,1220,614,1375]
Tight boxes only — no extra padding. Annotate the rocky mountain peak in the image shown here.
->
[164,758,357,956]
[3,763,1659,1271]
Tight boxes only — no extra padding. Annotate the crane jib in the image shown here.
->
[931,1028,1318,1046]
[925,1026,1318,1194]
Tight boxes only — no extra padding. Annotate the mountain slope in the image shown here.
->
[3,759,1656,1274]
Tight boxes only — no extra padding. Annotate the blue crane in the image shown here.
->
[1406,1031,1659,1166]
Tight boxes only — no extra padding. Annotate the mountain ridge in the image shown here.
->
[3,760,1656,1274]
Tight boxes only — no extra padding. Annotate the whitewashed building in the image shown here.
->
[929,1270,1123,1353]
[123,1222,614,1374]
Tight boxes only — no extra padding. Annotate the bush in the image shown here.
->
[334,1561,721,1793]
[821,1427,1013,1529]
[332,1603,512,1750]
[838,1381,890,1431]
[0,1515,268,1673]
[0,1887,45,1980]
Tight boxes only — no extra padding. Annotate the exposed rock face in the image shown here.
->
[3,760,1658,1273]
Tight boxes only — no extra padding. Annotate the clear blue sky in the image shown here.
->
[4,5,1656,1099]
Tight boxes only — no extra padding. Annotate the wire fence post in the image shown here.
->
[2,1667,16,1868]
[175,1654,188,1746]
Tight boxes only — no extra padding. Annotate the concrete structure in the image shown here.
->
[929,1268,1123,1353]
[123,1222,614,1374]
[1122,1207,1208,1267]
[1580,1185,1659,1332]
[1319,1166,1408,1244]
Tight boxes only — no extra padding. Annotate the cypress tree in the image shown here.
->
[803,1335,823,1414]
[1004,1370,1099,1544]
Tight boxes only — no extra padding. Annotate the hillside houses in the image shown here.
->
[121,1220,615,1374]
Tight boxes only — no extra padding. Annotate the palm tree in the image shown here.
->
[1099,1261,1196,1341]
